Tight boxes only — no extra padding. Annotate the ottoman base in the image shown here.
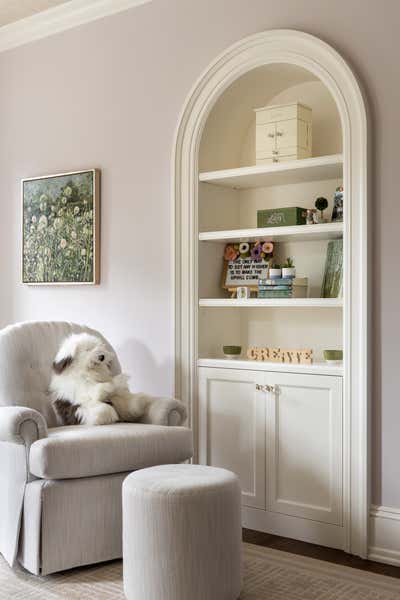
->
[123,464,242,600]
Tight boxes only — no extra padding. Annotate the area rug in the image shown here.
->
[1,543,399,599]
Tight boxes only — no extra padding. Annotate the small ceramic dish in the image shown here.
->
[323,349,343,364]
[223,345,242,359]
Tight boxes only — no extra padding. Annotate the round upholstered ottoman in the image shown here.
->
[122,464,242,600]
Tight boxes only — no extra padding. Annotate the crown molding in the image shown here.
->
[0,0,152,53]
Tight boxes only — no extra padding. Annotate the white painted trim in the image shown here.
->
[0,0,152,52]
[368,548,400,567]
[173,29,368,557]
[369,505,400,566]
[370,504,400,521]
[242,507,345,551]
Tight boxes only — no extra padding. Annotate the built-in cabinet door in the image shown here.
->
[265,372,342,525]
[198,367,266,509]
[275,119,297,151]
[255,123,276,158]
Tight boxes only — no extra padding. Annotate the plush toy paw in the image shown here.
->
[112,373,130,391]
[81,402,119,426]
[109,392,146,422]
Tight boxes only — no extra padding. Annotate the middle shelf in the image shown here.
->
[199,222,343,244]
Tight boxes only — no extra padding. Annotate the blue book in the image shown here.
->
[258,285,293,291]
[258,278,293,286]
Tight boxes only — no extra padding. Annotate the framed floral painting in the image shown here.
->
[22,169,100,284]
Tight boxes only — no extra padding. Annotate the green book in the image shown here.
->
[321,240,343,298]
[258,291,293,298]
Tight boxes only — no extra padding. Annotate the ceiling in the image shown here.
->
[0,0,71,27]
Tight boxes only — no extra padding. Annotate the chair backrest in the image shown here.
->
[0,321,121,427]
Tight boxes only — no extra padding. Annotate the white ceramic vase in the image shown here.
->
[269,268,282,279]
[282,267,296,279]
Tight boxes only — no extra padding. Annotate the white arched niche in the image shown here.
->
[173,30,368,557]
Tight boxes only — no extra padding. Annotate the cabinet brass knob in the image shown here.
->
[276,131,283,136]
[256,384,276,393]
[268,133,275,138]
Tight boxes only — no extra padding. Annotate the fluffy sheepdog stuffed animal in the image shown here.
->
[49,333,186,426]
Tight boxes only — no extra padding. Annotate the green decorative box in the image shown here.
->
[257,207,307,228]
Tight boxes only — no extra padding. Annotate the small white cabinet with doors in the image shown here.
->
[198,365,343,547]
[255,102,312,164]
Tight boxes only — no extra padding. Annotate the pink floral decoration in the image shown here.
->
[224,245,239,261]
[262,242,274,255]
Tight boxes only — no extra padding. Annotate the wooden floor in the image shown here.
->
[243,528,400,580]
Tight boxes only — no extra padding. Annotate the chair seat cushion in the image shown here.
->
[29,423,193,480]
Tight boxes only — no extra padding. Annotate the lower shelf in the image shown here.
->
[199,298,343,308]
[197,358,344,376]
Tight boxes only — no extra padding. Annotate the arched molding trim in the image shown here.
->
[173,29,368,557]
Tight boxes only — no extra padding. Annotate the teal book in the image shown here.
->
[259,285,292,291]
[259,278,293,286]
[258,291,293,298]
[321,239,343,298]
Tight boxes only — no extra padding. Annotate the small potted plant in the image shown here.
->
[269,263,282,279]
[315,197,329,222]
[282,257,296,279]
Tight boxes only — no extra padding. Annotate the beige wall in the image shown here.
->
[0,0,397,507]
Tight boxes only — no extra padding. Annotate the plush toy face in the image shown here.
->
[53,333,114,381]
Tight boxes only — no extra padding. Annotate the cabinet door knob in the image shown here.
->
[272,150,278,155]
[276,131,283,136]
[268,132,275,138]
[256,384,276,393]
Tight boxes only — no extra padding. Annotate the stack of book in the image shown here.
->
[258,278,293,298]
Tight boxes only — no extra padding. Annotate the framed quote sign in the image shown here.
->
[222,241,273,296]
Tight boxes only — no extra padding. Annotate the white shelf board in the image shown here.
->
[198,358,343,377]
[199,298,343,308]
[199,222,343,244]
[199,154,343,189]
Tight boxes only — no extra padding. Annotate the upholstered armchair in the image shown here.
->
[0,321,192,575]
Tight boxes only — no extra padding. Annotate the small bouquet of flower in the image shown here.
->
[224,240,274,262]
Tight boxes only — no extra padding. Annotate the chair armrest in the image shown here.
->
[140,397,187,426]
[0,406,47,445]
[0,407,47,567]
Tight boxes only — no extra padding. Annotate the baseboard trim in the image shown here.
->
[368,504,400,567]
[0,0,152,53]
[368,547,400,567]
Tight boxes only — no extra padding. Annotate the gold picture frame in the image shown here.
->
[21,169,100,285]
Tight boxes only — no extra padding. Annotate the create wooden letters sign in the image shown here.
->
[247,347,313,364]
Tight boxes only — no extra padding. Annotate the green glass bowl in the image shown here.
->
[323,349,343,362]
[223,345,242,358]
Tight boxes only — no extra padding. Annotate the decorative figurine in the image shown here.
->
[315,197,328,222]
[237,286,250,299]
[306,209,316,225]
[331,186,343,222]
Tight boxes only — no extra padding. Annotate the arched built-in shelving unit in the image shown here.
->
[174,30,368,557]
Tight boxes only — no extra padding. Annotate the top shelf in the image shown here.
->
[199,154,343,189]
